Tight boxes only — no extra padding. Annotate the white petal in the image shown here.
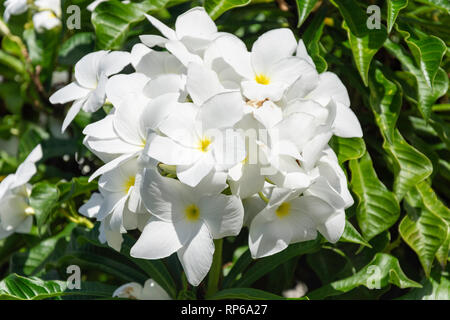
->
[89,152,138,182]
[49,82,90,104]
[61,98,84,132]
[249,208,292,258]
[165,40,203,66]
[140,93,181,131]
[176,152,215,187]
[316,210,346,243]
[200,194,244,238]
[175,7,217,39]
[147,135,200,165]
[0,195,28,231]
[241,80,286,101]
[295,39,314,66]
[211,34,253,79]
[199,91,244,130]
[113,96,147,146]
[141,279,172,300]
[131,218,187,259]
[332,102,363,138]
[143,74,185,99]
[79,192,103,218]
[140,168,192,222]
[74,50,108,88]
[113,282,143,300]
[100,51,131,77]
[144,13,177,40]
[186,62,224,105]
[251,28,297,74]
[306,72,350,107]
[105,73,149,108]
[139,35,168,48]
[177,223,214,286]
[83,113,116,139]
[136,50,184,78]
[130,43,152,68]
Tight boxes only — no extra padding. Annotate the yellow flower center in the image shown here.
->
[24,206,35,216]
[275,202,291,219]
[255,74,270,85]
[197,137,212,153]
[185,204,200,221]
[124,176,135,193]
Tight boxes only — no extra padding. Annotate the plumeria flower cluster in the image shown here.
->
[50,7,362,287]
[3,0,61,32]
[0,145,42,240]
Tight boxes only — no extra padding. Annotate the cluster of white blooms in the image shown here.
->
[0,145,42,239]
[51,7,362,286]
[3,0,61,32]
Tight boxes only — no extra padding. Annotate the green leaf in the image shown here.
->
[369,68,433,199]
[384,37,448,120]
[387,0,408,33]
[342,21,387,86]
[340,220,372,248]
[92,0,168,50]
[57,177,98,203]
[415,181,450,267]
[29,182,60,230]
[384,129,433,200]
[205,0,251,20]
[400,189,448,276]
[331,0,368,37]
[75,227,177,298]
[222,249,253,289]
[233,238,321,287]
[302,5,327,72]
[295,0,319,27]
[349,151,400,240]
[414,0,450,12]
[209,288,289,300]
[369,67,402,144]
[308,253,421,299]
[330,136,366,165]
[10,223,76,276]
[58,32,95,66]
[398,268,450,300]
[0,274,115,300]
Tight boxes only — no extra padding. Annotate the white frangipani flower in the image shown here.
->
[131,169,244,286]
[147,91,246,187]
[49,50,131,132]
[83,92,181,180]
[210,29,312,101]
[113,279,171,300]
[3,0,27,21]
[140,7,219,65]
[79,158,151,251]
[0,145,42,239]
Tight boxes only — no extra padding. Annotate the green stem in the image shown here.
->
[205,238,223,298]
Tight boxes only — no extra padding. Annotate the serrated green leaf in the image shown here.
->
[387,0,408,33]
[384,129,433,200]
[308,253,421,299]
[295,0,319,27]
[369,67,402,144]
[342,21,387,86]
[400,189,448,276]
[205,0,251,20]
[384,37,448,120]
[349,151,400,240]
[415,181,450,267]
